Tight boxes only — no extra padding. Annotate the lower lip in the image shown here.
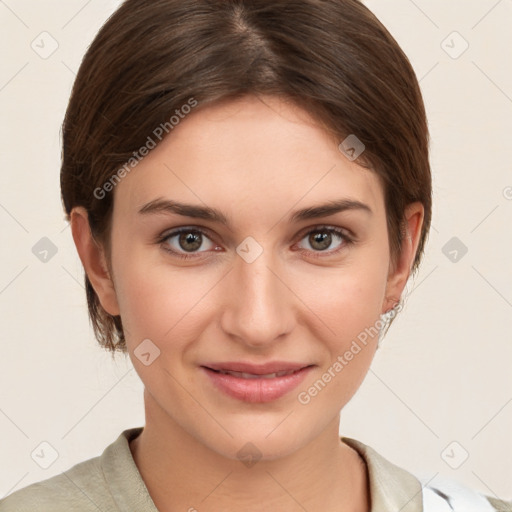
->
[201,366,314,403]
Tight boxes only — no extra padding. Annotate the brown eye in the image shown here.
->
[296,226,353,256]
[160,228,217,258]
[178,231,203,252]
[308,231,332,251]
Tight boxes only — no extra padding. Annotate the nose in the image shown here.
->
[219,245,295,349]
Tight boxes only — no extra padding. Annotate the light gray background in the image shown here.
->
[1,0,511,501]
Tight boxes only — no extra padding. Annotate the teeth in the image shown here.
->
[218,369,298,379]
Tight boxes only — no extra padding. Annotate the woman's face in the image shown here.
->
[100,95,417,460]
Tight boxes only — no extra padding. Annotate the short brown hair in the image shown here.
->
[61,0,432,353]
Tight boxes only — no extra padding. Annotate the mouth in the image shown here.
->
[206,367,304,379]
[200,363,314,403]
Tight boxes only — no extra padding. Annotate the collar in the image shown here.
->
[342,436,423,512]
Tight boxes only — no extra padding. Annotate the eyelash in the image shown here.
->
[157,225,354,261]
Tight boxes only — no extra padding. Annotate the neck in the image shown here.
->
[130,392,370,512]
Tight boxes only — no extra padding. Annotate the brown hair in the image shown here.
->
[61,0,432,353]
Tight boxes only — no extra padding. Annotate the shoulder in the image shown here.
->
[486,497,512,512]
[0,454,107,511]
[342,436,511,512]
[0,427,147,512]
[420,476,512,512]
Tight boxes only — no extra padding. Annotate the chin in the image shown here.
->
[199,420,314,464]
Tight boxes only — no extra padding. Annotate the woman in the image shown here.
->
[1,0,509,510]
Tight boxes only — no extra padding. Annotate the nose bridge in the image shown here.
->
[220,242,293,346]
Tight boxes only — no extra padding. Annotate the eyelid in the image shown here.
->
[292,224,354,256]
[157,226,219,253]
[157,223,355,259]
[158,225,217,243]
[295,223,354,241]
[158,223,354,243]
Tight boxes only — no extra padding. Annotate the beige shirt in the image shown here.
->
[1,427,510,511]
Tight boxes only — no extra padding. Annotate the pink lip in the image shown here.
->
[203,361,309,374]
[201,363,314,403]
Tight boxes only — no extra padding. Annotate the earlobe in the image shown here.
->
[70,207,120,316]
[382,202,424,314]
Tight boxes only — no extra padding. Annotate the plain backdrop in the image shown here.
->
[1,0,511,501]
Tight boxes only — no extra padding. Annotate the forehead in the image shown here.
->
[114,95,384,221]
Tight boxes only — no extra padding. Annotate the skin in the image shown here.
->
[71,94,424,512]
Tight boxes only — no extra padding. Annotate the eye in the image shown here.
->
[295,225,353,257]
[158,228,219,259]
[157,224,354,261]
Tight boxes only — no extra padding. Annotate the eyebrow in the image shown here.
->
[138,197,372,227]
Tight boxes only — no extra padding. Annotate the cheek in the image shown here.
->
[294,268,386,413]
[292,247,389,399]
[297,253,389,338]
[114,264,201,342]
[111,242,222,361]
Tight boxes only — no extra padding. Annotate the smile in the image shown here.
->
[212,368,301,379]
[201,365,314,403]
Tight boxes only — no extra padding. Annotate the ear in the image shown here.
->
[70,206,120,316]
[382,202,424,314]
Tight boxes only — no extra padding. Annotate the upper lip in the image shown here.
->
[203,361,312,375]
